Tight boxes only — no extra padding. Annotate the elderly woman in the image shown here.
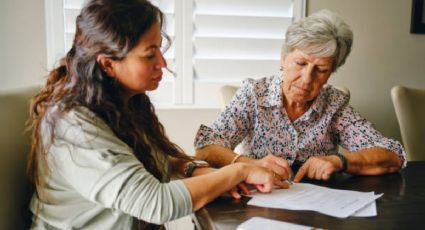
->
[194,10,406,184]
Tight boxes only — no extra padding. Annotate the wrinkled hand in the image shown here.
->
[254,154,292,188]
[294,155,342,182]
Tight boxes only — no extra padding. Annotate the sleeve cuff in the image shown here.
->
[169,180,193,216]
[375,140,407,168]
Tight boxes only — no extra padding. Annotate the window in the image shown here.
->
[45,0,305,108]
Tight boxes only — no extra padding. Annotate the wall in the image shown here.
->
[0,0,47,90]
[308,0,425,141]
[156,108,220,155]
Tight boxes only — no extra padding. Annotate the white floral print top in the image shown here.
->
[194,75,406,167]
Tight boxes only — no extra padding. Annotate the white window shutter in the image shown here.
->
[192,0,297,107]
[49,0,305,108]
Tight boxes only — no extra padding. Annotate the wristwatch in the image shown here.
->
[184,160,209,177]
[335,152,348,172]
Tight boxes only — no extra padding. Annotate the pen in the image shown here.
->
[285,167,294,185]
[285,178,294,185]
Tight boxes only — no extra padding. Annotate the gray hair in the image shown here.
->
[282,9,353,72]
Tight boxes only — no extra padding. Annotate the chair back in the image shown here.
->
[333,85,350,99]
[219,85,239,111]
[391,85,425,161]
[0,86,39,229]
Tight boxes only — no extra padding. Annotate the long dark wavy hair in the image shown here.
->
[28,0,189,201]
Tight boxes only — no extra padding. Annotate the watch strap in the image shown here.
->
[184,160,209,177]
[335,152,348,172]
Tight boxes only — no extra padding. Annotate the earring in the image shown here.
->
[279,66,283,71]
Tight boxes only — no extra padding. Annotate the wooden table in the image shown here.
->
[193,161,425,230]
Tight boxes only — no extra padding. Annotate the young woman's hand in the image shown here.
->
[238,162,286,193]
[191,165,272,199]
[227,182,251,199]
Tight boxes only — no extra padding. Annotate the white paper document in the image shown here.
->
[237,217,315,230]
[248,183,382,218]
[352,201,377,217]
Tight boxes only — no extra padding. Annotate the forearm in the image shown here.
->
[182,163,247,211]
[345,147,402,175]
[195,144,255,167]
[108,166,192,224]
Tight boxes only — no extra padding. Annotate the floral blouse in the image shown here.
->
[194,75,406,167]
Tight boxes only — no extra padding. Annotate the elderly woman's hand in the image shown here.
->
[254,154,292,188]
[293,155,342,182]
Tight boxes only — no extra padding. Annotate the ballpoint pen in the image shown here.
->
[285,167,294,185]
[285,178,294,185]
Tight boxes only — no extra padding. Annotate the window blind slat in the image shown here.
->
[194,59,280,80]
[195,0,293,17]
[194,37,282,60]
[194,15,292,39]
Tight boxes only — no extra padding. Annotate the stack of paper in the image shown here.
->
[248,183,383,218]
